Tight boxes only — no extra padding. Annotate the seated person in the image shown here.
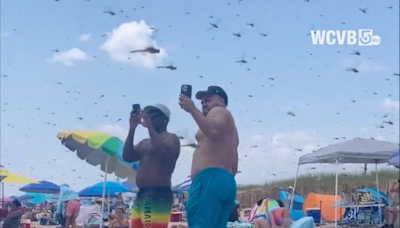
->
[228,201,241,222]
[4,199,22,228]
[382,179,399,228]
[253,199,291,228]
[109,207,129,228]
[171,205,179,213]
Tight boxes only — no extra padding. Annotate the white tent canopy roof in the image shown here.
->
[298,137,399,165]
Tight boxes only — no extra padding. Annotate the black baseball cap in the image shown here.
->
[195,86,228,106]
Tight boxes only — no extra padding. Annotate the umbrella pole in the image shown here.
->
[375,161,382,226]
[1,183,3,208]
[289,164,300,213]
[334,159,339,228]
[100,157,110,228]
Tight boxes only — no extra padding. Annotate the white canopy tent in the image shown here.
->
[290,137,399,228]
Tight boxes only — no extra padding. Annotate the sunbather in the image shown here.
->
[252,199,291,228]
[109,207,129,228]
[3,199,22,228]
[382,179,399,228]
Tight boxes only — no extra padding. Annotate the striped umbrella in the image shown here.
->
[57,131,138,181]
[172,176,191,192]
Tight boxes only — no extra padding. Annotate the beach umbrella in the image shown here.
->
[172,176,191,192]
[0,169,38,207]
[388,150,400,168]
[29,194,50,204]
[17,193,51,204]
[19,180,60,194]
[78,181,128,197]
[0,175,6,182]
[0,197,13,202]
[17,194,35,201]
[0,169,38,184]
[121,181,139,193]
[57,131,138,180]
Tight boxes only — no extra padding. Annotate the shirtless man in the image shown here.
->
[122,104,180,228]
[179,86,239,228]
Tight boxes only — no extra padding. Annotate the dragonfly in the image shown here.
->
[207,18,222,30]
[236,53,247,64]
[156,64,177,70]
[130,47,160,54]
[346,60,361,73]
[181,143,198,148]
[306,24,316,36]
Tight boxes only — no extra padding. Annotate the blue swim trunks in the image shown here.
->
[186,168,237,228]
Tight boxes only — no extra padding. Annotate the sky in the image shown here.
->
[0,0,399,195]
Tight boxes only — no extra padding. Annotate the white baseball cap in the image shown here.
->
[144,104,171,119]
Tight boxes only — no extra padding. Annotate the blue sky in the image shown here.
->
[1,0,399,195]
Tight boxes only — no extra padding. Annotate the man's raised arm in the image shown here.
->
[190,106,229,140]
[123,128,144,162]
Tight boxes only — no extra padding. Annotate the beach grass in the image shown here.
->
[237,169,400,191]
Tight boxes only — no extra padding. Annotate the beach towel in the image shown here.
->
[227,221,253,228]
[247,204,259,222]
[55,184,80,217]
[76,205,100,227]
[85,213,102,228]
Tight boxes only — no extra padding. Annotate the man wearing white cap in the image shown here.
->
[122,104,181,228]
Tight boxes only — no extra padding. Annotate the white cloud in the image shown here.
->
[382,97,400,110]
[47,48,89,66]
[235,131,327,184]
[342,58,391,72]
[100,20,167,68]
[79,34,91,41]
[374,135,385,141]
[0,31,10,38]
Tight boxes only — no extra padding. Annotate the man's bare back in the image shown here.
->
[191,108,238,179]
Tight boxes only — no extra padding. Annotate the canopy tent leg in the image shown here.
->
[375,161,382,226]
[334,159,339,228]
[100,157,110,228]
[289,164,300,213]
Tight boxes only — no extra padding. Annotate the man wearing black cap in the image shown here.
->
[179,85,238,228]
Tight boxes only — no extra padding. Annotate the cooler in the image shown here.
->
[169,212,182,222]
[20,219,31,228]
[20,223,31,228]
[305,208,321,224]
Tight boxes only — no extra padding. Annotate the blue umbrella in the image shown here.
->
[388,150,400,168]
[17,194,35,201]
[78,181,128,197]
[172,176,191,192]
[29,194,49,204]
[19,181,60,194]
[121,181,139,192]
[18,193,50,204]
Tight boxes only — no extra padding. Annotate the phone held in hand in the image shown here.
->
[131,104,140,114]
[181,85,192,99]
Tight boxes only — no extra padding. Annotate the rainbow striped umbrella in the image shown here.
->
[57,131,138,181]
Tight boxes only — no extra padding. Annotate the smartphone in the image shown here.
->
[132,104,140,114]
[181,85,192,99]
